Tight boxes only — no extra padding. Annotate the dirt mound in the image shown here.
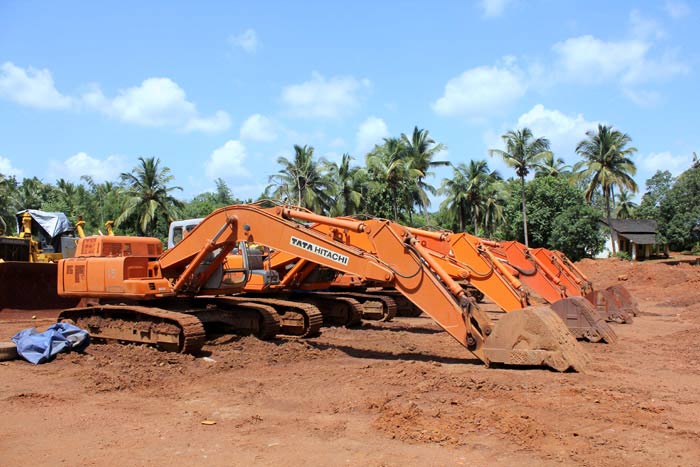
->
[2,259,700,466]
[577,258,700,302]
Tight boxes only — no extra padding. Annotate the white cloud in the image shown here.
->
[552,35,648,85]
[229,29,259,54]
[329,137,346,148]
[665,1,691,19]
[239,114,278,142]
[356,117,389,154]
[637,151,693,176]
[205,140,251,180]
[49,152,126,182]
[84,78,231,132]
[479,0,512,17]
[622,88,661,107]
[0,156,23,177]
[184,111,231,133]
[432,59,527,119]
[281,72,370,118]
[0,62,73,109]
[552,35,688,86]
[629,10,666,40]
[514,104,600,160]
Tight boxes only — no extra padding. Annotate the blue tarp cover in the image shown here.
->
[15,209,73,239]
[11,323,90,364]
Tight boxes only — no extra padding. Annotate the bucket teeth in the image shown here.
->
[550,297,618,344]
[482,306,592,372]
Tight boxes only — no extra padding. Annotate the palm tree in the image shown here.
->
[82,176,124,230]
[439,160,501,234]
[401,127,448,221]
[16,177,47,210]
[440,160,501,234]
[481,180,509,238]
[116,157,183,236]
[574,124,638,254]
[366,138,422,221]
[615,189,637,219]
[0,174,19,230]
[535,153,571,178]
[489,128,551,247]
[266,145,334,213]
[439,164,470,232]
[326,154,364,216]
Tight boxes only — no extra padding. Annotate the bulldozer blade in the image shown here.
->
[550,297,618,344]
[482,305,592,372]
[585,289,634,324]
[0,262,79,311]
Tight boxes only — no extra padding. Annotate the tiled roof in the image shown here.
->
[599,218,658,233]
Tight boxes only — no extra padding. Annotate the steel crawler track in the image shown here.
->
[222,296,324,337]
[59,305,207,354]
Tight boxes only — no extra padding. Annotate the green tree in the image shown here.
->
[481,179,509,238]
[15,177,49,210]
[635,170,673,221]
[535,153,571,178]
[183,179,241,219]
[401,127,447,221]
[658,164,700,250]
[439,160,501,233]
[326,154,364,216]
[503,176,586,247]
[82,177,125,232]
[574,124,638,255]
[116,157,184,237]
[550,204,605,261]
[615,189,637,219]
[266,145,334,213]
[213,178,235,205]
[0,174,19,233]
[365,138,422,222]
[489,128,552,247]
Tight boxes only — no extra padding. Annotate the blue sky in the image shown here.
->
[1,0,698,204]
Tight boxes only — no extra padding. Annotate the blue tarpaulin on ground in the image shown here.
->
[11,323,90,364]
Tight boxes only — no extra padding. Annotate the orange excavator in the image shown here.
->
[481,240,637,324]
[311,224,615,343]
[401,229,617,343]
[56,204,589,371]
[528,246,638,323]
[210,217,616,342]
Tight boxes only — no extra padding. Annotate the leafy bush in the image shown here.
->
[615,250,631,261]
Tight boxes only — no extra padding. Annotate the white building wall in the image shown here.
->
[596,227,619,258]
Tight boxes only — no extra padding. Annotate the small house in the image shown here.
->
[597,219,659,260]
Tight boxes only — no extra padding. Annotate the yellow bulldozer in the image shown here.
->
[0,210,81,312]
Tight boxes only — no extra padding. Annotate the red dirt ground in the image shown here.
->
[1,257,699,466]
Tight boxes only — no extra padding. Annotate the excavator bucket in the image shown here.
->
[585,286,636,324]
[604,284,640,316]
[482,306,592,372]
[549,297,617,343]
